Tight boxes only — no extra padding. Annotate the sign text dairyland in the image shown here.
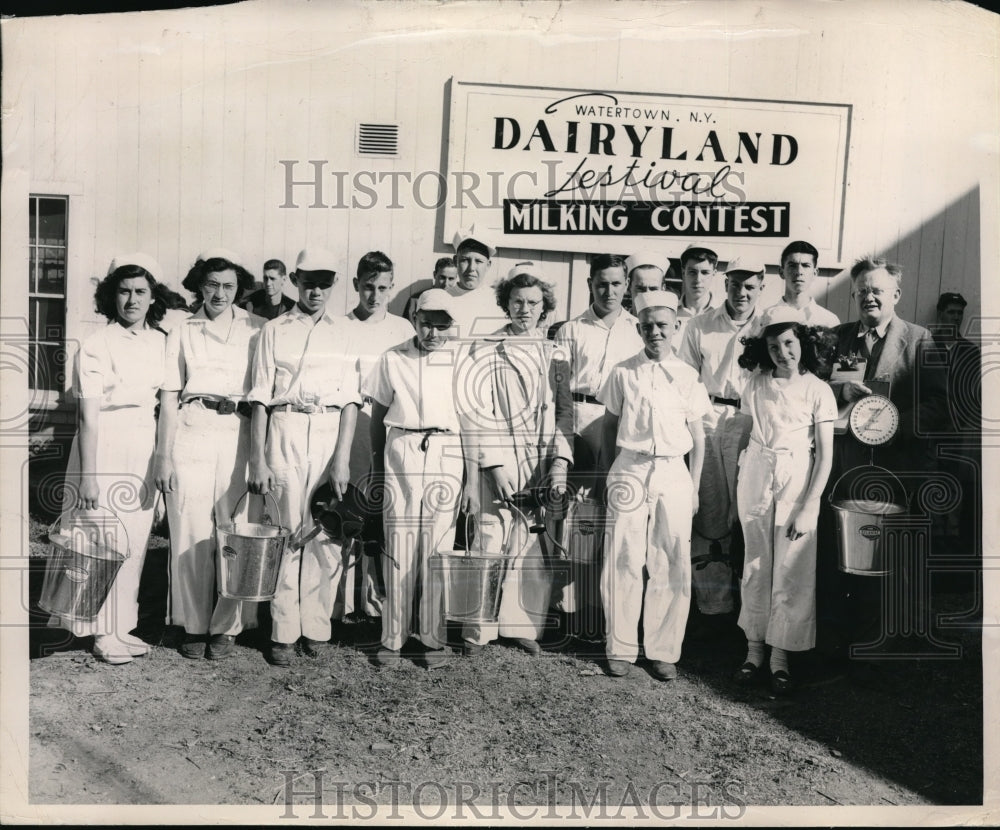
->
[446,82,851,260]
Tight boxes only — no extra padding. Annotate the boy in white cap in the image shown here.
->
[247,248,362,667]
[343,251,415,619]
[599,290,710,679]
[448,225,506,337]
[677,257,765,628]
[674,243,724,350]
[553,253,643,643]
[625,250,670,304]
[365,288,473,669]
[769,240,840,328]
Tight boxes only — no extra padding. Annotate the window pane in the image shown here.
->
[38,198,67,246]
[30,342,65,392]
[29,198,37,244]
[29,247,38,294]
[34,297,65,340]
[37,248,66,294]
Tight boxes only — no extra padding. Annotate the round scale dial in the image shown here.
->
[848,393,899,446]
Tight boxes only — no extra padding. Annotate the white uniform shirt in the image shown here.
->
[364,339,462,433]
[600,352,712,457]
[448,282,507,338]
[677,303,760,400]
[673,291,723,353]
[247,306,362,408]
[773,297,840,328]
[75,322,166,410]
[160,307,193,335]
[347,310,416,386]
[162,305,264,401]
[741,371,838,451]
[554,306,643,397]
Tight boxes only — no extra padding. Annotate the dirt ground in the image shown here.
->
[25,517,982,813]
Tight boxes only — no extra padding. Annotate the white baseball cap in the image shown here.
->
[295,248,339,274]
[415,288,456,320]
[452,225,497,259]
[633,290,679,314]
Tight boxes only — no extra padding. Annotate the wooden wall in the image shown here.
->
[3,0,996,394]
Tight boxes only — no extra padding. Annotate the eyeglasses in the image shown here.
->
[204,282,238,293]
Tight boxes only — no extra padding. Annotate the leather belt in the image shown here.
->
[710,395,740,408]
[391,426,452,451]
[270,403,342,414]
[572,393,601,405]
[184,397,251,417]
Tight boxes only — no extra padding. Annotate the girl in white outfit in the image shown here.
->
[49,254,168,664]
[458,264,572,656]
[154,250,264,660]
[734,305,838,694]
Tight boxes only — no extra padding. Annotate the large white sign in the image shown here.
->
[446,81,851,263]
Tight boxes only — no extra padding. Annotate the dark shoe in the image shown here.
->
[268,642,294,667]
[511,637,542,656]
[373,647,401,668]
[770,669,794,696]
[423,648,452,670]
[606,659,631,677]
[300,637,329,658]
[649,660,677,681]
[179,633,206,660]
[734,661,763,687]
[462,641,485,658]
[206,634,236,661]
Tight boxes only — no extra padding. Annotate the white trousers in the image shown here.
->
[461,491,553,645]
[737,441,817,651]
[166,404,257,636]
[691,406,752,615]
[603,451,693,664]
[381,429,463,651]
[49,407,157,638]
[267,410,345,644]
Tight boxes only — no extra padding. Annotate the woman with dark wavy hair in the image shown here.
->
[155,249,263,661]
[457,263,572,657]
[48,254,168,664]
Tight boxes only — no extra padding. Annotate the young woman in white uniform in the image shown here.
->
[155,250,264,660]
[49,254,168,664]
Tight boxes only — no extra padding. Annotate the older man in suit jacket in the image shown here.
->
[818,256,948,659]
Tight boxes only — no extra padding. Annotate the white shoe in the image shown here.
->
[93,636,134,664]
[118,633,151,656]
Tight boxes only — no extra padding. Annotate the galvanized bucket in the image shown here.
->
[38,506,130,623]
[561,499,609,564]
[435,507,529,624]
[215,491,290,601]
[829,466,908,576]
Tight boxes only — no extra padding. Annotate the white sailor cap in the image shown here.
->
[452,225,497,259]
[506,261,544,281]
[295,248,339,275]
[633,290,679,315]
[108,253,162,283]
[724,257,767,278]
[757,304,805,329]
[196,247,243,267]
[625,250,670,277]
[415,288,456,320]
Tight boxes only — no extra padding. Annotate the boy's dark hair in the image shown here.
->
[679,247,718,268]
[434,256,457,275]
[738,323,838,376]
[263,259,287,275]
[181,256,256,297]
[588,254,628,279]
[357,250,394,281]
[94,264,168,326]
[779,240,819,268]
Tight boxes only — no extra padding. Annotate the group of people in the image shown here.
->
[49,228,973,695]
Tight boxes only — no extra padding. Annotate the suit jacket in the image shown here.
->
[830,316,948,472]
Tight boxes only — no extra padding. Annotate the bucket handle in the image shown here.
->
[827,464,909,509]
[48,504,131,559]
[231,489,283,528]
[459,502,531,558]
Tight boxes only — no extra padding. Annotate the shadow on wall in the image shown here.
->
[821,185,981,331]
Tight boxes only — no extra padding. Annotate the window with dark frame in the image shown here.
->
[29,195,68,392]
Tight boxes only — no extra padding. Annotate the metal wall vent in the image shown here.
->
[356,123,399,157]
